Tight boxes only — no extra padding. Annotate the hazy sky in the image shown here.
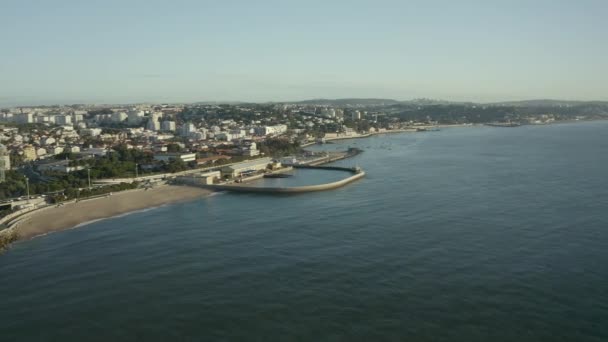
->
[1,0,607,106]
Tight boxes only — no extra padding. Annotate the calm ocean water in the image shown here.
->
[1,122,608,341]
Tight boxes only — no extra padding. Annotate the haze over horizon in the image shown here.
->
[1,0,607,107]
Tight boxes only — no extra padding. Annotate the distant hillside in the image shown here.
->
[287,98,608,108]
[289,98,476,107]
[405,98,475,106]
[192,101,245,105]
[289,98,402,106]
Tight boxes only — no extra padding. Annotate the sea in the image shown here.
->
[1,121,607,341]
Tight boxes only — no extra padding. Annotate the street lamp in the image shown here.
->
[135,163,139,178]
[24,175,30,204]
[87,167,91,190]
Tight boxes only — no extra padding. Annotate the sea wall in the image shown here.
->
[201,170,365,194]
[293,165,358,172]
[0,206,44,228]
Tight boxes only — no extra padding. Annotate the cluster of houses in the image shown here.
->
[0,102,402,182]
[0,104,295,179]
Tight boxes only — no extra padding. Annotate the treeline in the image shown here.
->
[61,144,193,179]
[51,182,138,203]
[0,171,31,199]
[259,138,301,157]
[0,144,196,200]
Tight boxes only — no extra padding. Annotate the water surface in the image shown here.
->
[1,122,607,341]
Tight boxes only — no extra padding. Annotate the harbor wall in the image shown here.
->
[293,165,358,172]
[201,170,365,194]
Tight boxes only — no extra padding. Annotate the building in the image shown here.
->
[241,142,260,157]
[153,152,197,163]
[220,157,272,179]
[73,113,85,122]
[0,112,13,122]
[35,115,50,124]
[112,112,128,123]
[199,171,220,185]
[16,113,34,124]
[41,136,56,146]
[0,144,9,182]
[146,113,161,131]
[255,124,288,136]
[55,115,72,125]
[215,132,229,141]
[49,146,64,155]
[80,128,102,137]
[22,145,37,161]
[36,148,47,158]
[190,131,206,140]
[180,122,196,136]
[128,110,145,125]
[161,120,176,132]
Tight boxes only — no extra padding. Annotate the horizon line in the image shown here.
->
[3,97,608,109]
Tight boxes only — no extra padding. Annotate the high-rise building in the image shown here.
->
[128,110,145,125]
[161,120,176,132]
[55,115,72,125]
[16,113,34,124]
[72,113,84,122]
[146,113,161,131]
[180,122,196,136]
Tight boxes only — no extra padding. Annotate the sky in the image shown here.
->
[0,0,607,106]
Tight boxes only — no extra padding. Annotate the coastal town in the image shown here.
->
[0,99,606,201]
[0,102,420,204]
[0,101,421,249]
[1,99,607,250]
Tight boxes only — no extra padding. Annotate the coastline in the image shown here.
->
[8,185,211,241]
[4,119,602,248]
[302,124,475,146]
[302,119,606,147]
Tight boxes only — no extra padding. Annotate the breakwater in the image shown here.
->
[200,166,365,194]
[293,165,360,172]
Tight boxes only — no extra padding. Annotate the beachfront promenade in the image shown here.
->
[0,140,369,247]
[93,164,222,185]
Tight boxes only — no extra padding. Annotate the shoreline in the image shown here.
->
[301,124,474,146]
[3,119,603,249]
[6,185,212,242]
[302,119,607,147]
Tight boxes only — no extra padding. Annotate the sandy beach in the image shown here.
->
[12,185,212,240]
